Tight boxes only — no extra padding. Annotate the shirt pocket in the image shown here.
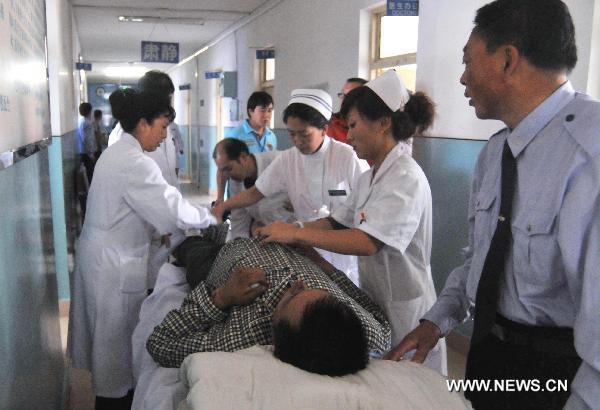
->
[514,211,558,284]
[119,253,148,293]
[473,191,497,242]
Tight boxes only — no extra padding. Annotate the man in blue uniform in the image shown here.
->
[387,1,600,409]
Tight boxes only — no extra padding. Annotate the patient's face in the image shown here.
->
[272,280,329,326]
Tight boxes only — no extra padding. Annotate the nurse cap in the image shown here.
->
[365,69,410,112]
[288,89,333,121]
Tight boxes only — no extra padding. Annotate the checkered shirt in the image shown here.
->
[147,238,391,368]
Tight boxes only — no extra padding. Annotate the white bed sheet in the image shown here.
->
[131,263,190,410]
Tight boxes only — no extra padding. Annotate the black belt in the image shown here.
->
[490,314,579,358]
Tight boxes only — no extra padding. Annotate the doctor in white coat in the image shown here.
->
[108,71,181,290]
[213,89,368,284]
[256,71,447,375]
[68,88,216,407]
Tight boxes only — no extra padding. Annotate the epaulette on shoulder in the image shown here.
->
[561,94,600,157]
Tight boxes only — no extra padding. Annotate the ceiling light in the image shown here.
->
[118,15,144,22]
[104,66,148,78]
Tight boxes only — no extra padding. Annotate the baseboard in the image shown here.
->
[446,330,470,356]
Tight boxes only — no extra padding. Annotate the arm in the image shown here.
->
[213,186,264,222]
[147,267,266,367]
[256,220,383,256]
[215,168,227,204]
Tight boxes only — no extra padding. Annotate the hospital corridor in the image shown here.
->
[1,0,598,409]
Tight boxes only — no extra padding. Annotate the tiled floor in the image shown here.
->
[60,181,467,408]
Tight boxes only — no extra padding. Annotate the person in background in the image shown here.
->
[213,89,368,286]
[256,71,446,375]
[216,91,277,204]
[93,109,108,154]
[170,121,184,177]
[78,102,97,183]
[386,1,600,408]
[328,77,367,145]
[212,138,294,240]
[68,88,217,409]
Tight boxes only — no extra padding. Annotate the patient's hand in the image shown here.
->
[384,320,441,363]
[212,267,267,309]
[256,221,298,244]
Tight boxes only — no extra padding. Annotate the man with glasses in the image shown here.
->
[328,77,367,145]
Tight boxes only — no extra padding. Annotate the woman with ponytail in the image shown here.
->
[256,70,446,375]
[69,89,216,407]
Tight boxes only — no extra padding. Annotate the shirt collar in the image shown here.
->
[508,81,575,157]
[304,135,330,160]
[121,132,143,152]
[371,142,406,186]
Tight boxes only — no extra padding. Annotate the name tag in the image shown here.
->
[328,189,347,196]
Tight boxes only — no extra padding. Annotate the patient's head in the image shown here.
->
[272,281,369,376]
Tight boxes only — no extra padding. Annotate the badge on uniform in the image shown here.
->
[328,189,347,196]
[359,211,366,224]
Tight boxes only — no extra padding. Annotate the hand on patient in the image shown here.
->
[211,202,226,223]
[384,320,441,363]
[212,267,267,310]
[255,221,299,244]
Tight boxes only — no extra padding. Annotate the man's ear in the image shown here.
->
[502,45,520,76]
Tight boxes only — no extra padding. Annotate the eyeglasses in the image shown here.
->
[337,92,346,99]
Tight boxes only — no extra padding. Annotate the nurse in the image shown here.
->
[213,89,368,284]
[256,70,447,374]
[68,88,216,407]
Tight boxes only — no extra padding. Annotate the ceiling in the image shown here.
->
[72,0,270,83]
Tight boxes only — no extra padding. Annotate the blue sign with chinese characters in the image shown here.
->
[179,83,191,90]
[387,0,419,16]
[204,71,222,80]
[75,62,92,71]
[141,41,179,63]
[256,49,275,59]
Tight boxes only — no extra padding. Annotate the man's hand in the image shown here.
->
[384,320,442,362]
[160,233,172,248]
[255,221,299,244]
[212,267,267,310]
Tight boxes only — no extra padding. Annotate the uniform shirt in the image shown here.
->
[228,151,295,239]
[108,122,179,188]
[422,82,600,407]
[332,143,446,375]
[146,238,391,368]
[227,120,277,153]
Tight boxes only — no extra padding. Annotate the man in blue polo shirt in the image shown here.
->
[217,91,277,203]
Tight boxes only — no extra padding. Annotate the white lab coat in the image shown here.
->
[333,143,447,375]
[109,122,180,288]
[67,133,215,398]
[228,151,295,239]
[256,136,368,284]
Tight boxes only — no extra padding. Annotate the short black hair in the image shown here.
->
[272,295,369,377]
[340,85,435,141]
[283,103,328,129]
[346,77,368,86]
[79,102,92,117]
[138,70,175,96]
[93,109,102,119]
[247,91,273,117]
[212,138,250,161]
[173,236,222,289]
[109,88,174,133]
[474,0,577,72]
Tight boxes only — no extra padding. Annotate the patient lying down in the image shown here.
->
[146,227,391,377]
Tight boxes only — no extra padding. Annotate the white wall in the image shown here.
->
[417,0,596,140]
[46,0,81,136]
[170,0,599,138]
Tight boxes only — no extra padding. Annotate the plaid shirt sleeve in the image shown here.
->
[326,268,392,352]
[146,280,258,367]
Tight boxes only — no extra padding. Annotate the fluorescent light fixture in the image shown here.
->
[118,15,144,22]
[104,66,148,78]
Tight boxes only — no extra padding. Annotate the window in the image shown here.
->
[370,7,418,90]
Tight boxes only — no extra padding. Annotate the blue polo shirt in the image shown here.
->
[227,120,277,153]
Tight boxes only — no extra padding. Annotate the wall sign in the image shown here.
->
[75,62,92,71]
[256,49,275,59]
[204,71,222,80]
[141,41,179,63]
[387,0,419,16]
[179,83,191,90]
